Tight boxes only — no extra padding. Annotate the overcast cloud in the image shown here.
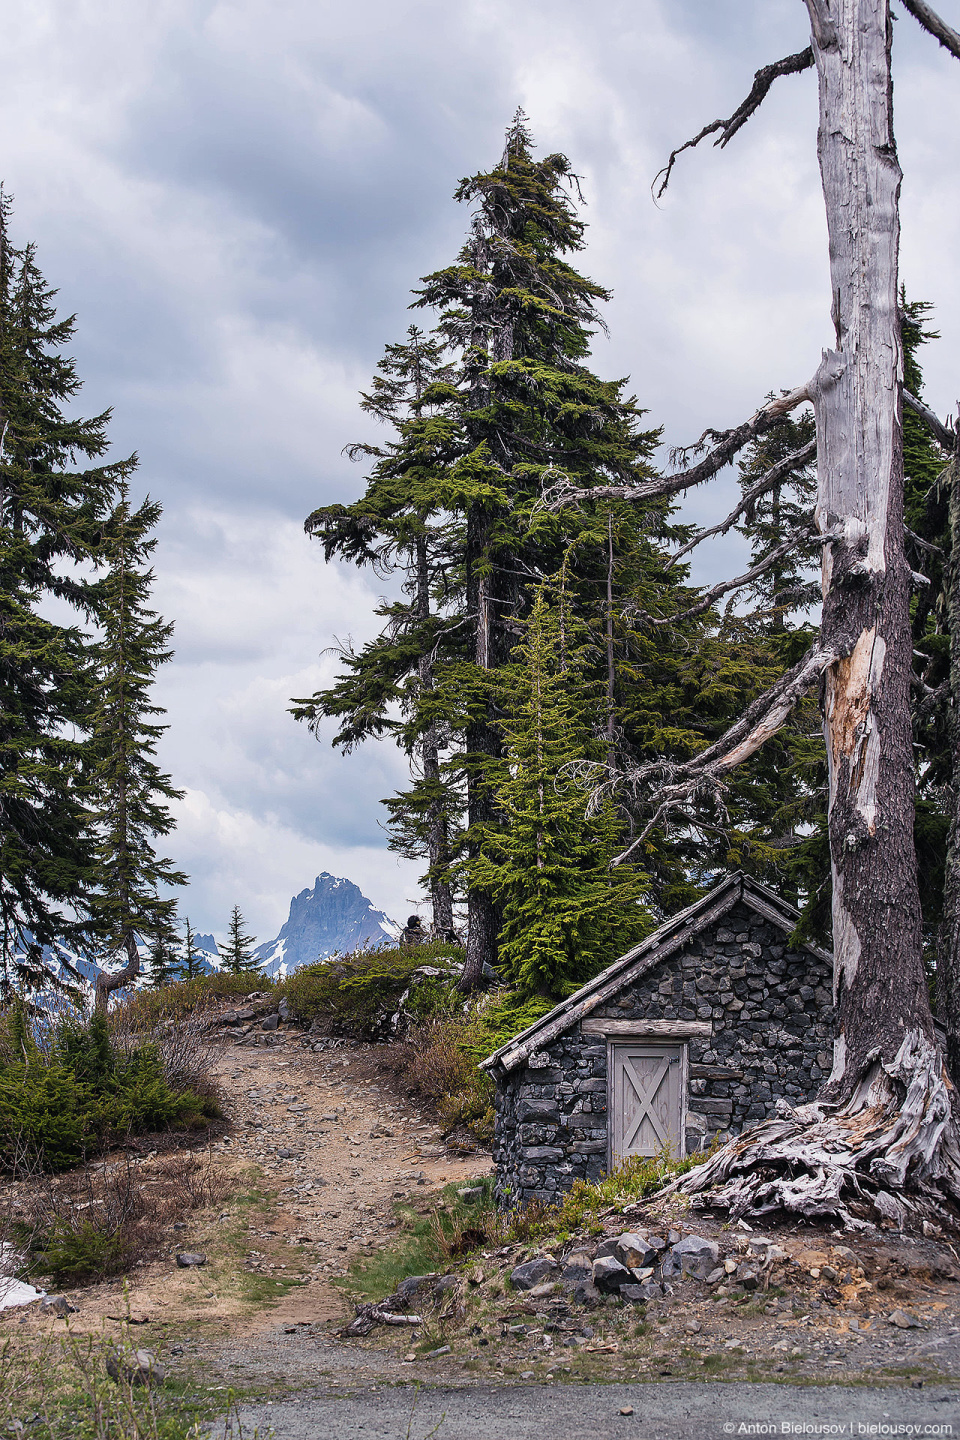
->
[3,0,958,942]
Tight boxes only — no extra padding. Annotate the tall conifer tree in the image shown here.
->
[89,485,186,1009]
[0,191,129,994]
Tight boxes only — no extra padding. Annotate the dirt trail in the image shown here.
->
[1,1033,491,1386]
[208,1036,492,1332]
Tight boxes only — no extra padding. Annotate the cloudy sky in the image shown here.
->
[4,0,959,944]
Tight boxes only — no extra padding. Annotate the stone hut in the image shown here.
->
[481,872,835,1208]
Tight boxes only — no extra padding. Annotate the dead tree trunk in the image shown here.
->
[938,450,960,1084]
[671,0,960,1223]
[805,0,933,1093]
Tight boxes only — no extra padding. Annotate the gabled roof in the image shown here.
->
[480,871,831,1076]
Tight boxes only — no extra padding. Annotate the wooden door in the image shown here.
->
[610,1043,684,1164]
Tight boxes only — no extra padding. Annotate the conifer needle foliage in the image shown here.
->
[0,192,184,998]
[472,592,652,999]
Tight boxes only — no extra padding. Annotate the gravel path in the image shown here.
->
[231,1378,960,1439]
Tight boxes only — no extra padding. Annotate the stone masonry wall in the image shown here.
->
[492,900,835,1207]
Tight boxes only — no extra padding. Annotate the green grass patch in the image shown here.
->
[281,942,464,1035]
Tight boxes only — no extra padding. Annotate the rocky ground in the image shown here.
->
[3,1009,960,1414]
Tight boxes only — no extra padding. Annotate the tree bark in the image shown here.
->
[804,0,934,1097]
[937,450,960,1084]
[94,930,140,1013]
[414,533,455,938]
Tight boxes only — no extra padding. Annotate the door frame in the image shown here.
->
[606,1037,690,1169]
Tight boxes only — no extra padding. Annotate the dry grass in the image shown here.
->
[9,1151,236,1287]
[379,1018,495,1138]
[0,1325,263,1439]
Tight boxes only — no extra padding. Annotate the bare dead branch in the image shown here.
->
[542,385,812,512]
[901,0,960,61]
[653,48,814,199]
[666,438,817,569]
[610,641,836,863]
[903,387,956,451]
[645,525,822,625]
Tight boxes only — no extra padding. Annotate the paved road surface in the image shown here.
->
[232,1379,959,1439]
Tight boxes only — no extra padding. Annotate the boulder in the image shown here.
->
[621,1281,662,1304]
[615,1233,657,1269]
[887,1309,922,1329]
[396,1273,440,1304]
[592,1255,630,1293]
[671,1235,720,1281]
[106,1349,165,1387]
[40,1294,78,1317]
[261,1013,280,1031]
[278,998,291,1022]
[174,1252,207,1268]
[510,1257,559,1291]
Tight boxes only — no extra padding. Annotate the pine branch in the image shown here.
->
[666,438,817,569]
[653,48,815,199]
[901,0,960,61]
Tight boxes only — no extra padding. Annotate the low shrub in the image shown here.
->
[16,1151,235,1286]
[379,991,553,1140]
[282,942,465,1037]
[0,1008,220,1174]
[114,971,274,1031]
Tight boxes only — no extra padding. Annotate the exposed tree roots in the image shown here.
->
[670,1031,960,1232]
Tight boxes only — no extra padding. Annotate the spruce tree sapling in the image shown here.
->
[473,592,651,1000]
[145,929,182,989]
[221,905,260,975]
[180,918,205,981]
[90,486,186,1010]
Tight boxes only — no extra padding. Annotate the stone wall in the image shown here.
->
[492,900,835,1207]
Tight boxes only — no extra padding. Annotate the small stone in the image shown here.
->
[40,1295,78,1317]
[276,1148,297,1159]
[723,1259,737,1275]
[821,1264,838,1282]
[684,1319,701,1334]
[510,1257,559,1291]
[458,1187,483,1205]
[706,1267,724,1285]
[912,1379,924,1389]
[424,1345,450,1358]
[736,1264,760,1291]
[105,1349,165,1386]
[620,1406,634,1416]
[261,1013,280,1031]
[175,1252,207,1268]
[526,1282,557,1299]
[887,1309,921,1329]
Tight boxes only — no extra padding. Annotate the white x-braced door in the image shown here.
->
[610,1043,684,1164]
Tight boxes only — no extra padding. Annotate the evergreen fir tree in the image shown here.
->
[221,905,260,975]
[180,917,204,981]
[145,929,182,989]
[298,117,711,982]
[0,190,128,994]
[89,485,187,1009]
[474,592,652,999]
[294,326,463,935]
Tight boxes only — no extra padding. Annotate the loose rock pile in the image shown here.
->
[509,1228,784,1306]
